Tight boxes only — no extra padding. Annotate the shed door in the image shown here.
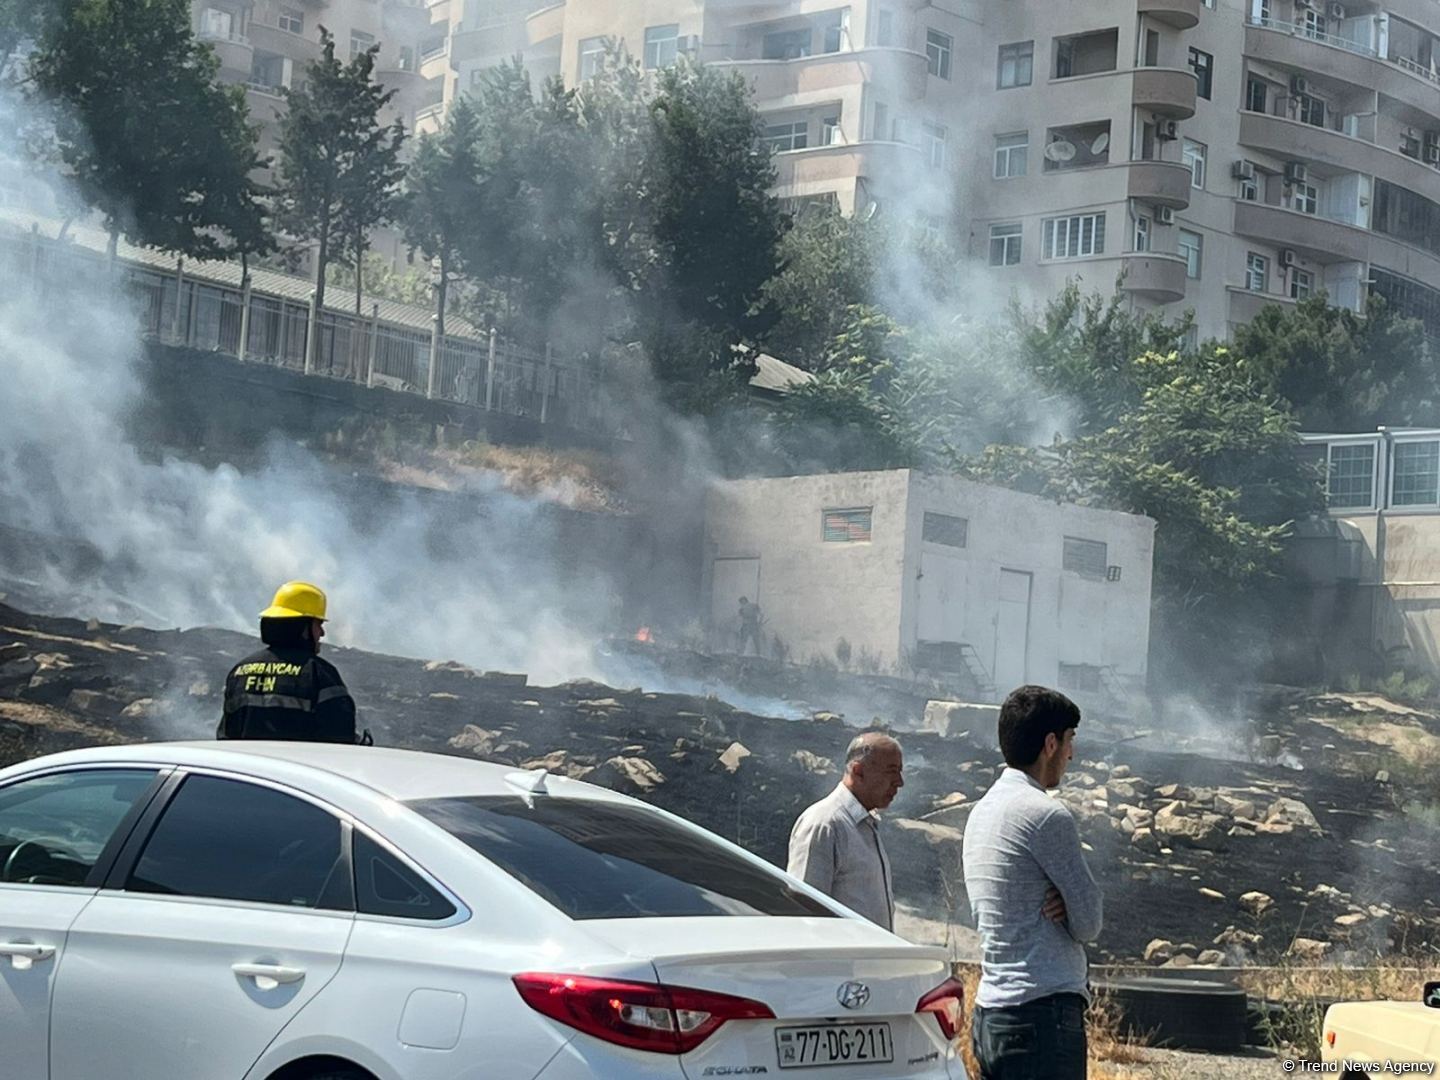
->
[993,569,1033,694]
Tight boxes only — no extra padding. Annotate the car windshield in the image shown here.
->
[408,795,837,920]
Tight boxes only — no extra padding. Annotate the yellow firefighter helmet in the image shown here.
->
[259,581,328,621]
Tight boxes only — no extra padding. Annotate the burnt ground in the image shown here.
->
[3,600,1439,965]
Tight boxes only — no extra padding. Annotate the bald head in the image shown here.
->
[843,732,904,811]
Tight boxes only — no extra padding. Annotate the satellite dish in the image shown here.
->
[1043,140,1076,163]
[1091,132,1110,155]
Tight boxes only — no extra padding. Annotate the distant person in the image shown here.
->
[219,581,359,744]
[962,685,1103,1080]
[787,732,903,931]
[737,596,764,656]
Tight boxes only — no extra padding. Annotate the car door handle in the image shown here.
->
[232,963,306,991]
[0,942,56,970]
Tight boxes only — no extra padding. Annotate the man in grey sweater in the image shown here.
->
[962,685,1102,1080]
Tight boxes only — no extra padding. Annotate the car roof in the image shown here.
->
[9,742,616,804]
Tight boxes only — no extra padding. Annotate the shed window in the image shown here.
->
[1393,441,1440,506]
[922,512,968,548]
[1063,536,1107,576]
[1058,663,1102,693]
[823,508,873,543]
[1326,443,1375,509]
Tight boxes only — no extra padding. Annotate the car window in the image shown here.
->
[354,831,456,921]
[128,775,349,910]
[408,796,837,920]
[0,769,157,887]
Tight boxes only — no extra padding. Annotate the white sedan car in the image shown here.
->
[0,742,967,1080]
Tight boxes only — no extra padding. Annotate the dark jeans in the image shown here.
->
[971,993,1087,1080]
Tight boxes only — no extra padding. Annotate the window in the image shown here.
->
[875,8,895,47]
[1042,212,1106,259]
[349,30,376,59]
[1393,441,1440,506]
[1142,28,1160,67]
[822,507,873,542]
[1296,93,1326,128]
[354,832,456,920]
[994,132,1028,178]
[1043,120,1111,171]
[644,24,679,69]
[1058,663,1102,693]
[1290,267,1314,299]
[997,41,1033,88]
[1246,252,1269,292]
[1291,181,1319,215]
[989,223,1023,266]
[762,28,812,60]
[202,7,234,38]
[128,775,347,909]
[278,7,303,34]
[1188,47,1213,99]
[1239,168,1259,202]
[411,796,836,920]
[0,769,156,887]
[926,29,952,79]
[822,115,842,145]
[1327,443,1376,509]
[1054,29,1119,78]
[1063,536,1108,577]
[249,51,285,90]
[1182,138,1207,189]
[1134,215,1151,252]
[820,14,845,53]
[871,101,890,141]
[921,122,947,168]
[397,45,415,72]
[762,121,809,152]
[1246,78,1268,114]
[1302,9,1327,39]
[922,512,968,548]
[1178,228,1203,278]
[579,36,606,80]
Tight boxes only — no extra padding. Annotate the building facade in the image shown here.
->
[704,470,1156,704]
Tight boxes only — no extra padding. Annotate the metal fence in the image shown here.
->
[3,227,611,433]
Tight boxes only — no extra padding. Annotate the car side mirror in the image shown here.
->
[1424,981,1440,1009]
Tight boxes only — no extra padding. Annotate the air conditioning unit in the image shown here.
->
[1280,248,1297,268]
[679,34,702,53]
[1427,145,1440,165]
[1290,74,1309,96]
[1156,119,1179,141]
[1329,1,1346,18]
[1156,206,1175,225]
[1284,160,1308,184]
[1231,159,1256,181]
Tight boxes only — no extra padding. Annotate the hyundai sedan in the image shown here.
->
[0,742,967,1079]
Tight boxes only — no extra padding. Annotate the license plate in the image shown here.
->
[775,1022,894,1068]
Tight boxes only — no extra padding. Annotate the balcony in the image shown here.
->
[526,2,565,47]
[1234,201,1372,263]
[198,30,254,73]
[1238,112,1440,199]
[246,23,320,64]
[1119,253,1189,302]
[1126,159,1193,209]
[1138,0,1200,30]
[771,140,925,190]
[715,47,929,104]
[1245,18,1440,121]
[449,15,527,64]
[1130,66,1197,118]
[1227,285,1297,324]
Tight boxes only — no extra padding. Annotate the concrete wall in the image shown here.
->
[703,470,1155,700]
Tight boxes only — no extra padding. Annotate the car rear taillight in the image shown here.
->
[916,977,966,1042]
[513,972,775,1055]
[1326,1030,1336,1048]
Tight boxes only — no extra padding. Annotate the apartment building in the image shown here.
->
[435,0,1440,343]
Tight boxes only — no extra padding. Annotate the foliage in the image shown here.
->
[1231,293,1435,430]
[275,29,404,322]
[31,0,269,259]
[324,251,433,309]
[0,0,52,80]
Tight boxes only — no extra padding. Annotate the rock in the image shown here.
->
[1288,937,1331,961]
[1254,821,1294,836]
[85,618,101,632]
[1265,797,1322,834]
[892,818,966,846]
[121,698,157,719]
[1106,779,1142,803]
[1154,804,1227,850]
[448,725,501,756]
[1130,827,1160,852]
[932,791,968,809]
[593,756,666,794]
[1334,913,1368,928]
[791,750,834,775]
[1239,891,1274,916]
[1375,769,1391,784]
[1259,734,1283,758]
[425,659,478,676]
[718,741,751,773]
[1195,949,1225,966]
[1155,783,1193,801]
[65,689,109,714]
[1214,926,1263,950]
[922,699,999,738]
[0,655,38,688]
[1110,765,1132,779]
[519,750,594,780]
[1124,806,1154,830]
[1163,954,1195,968]
[1215,794,1258,820]
[1309,884,1346,901]
[1199,887,1226,901]
[579,698,623,709]
[1144,938,1175,963]
[429,692,460,701]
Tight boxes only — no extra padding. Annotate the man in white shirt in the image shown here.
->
[786,732,904,930]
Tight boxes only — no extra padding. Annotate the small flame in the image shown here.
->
[634,627,653,644]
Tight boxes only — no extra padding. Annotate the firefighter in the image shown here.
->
[218,581,358,744]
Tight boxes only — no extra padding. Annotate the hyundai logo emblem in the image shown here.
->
[836,981,870,1010]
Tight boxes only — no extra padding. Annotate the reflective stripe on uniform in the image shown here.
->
[233,693,314,712]
[316,686,351,705]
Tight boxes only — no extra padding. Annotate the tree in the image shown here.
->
[1230,294,1434,430]
[0,0,50,82]
[275,29,404,348]
[31,0,268,260]
[401,97,483,338]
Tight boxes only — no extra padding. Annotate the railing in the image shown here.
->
[1392,53,1440,88]
[243,80,286,96]
[1249,13,1440,88]
[1,226,612,435]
